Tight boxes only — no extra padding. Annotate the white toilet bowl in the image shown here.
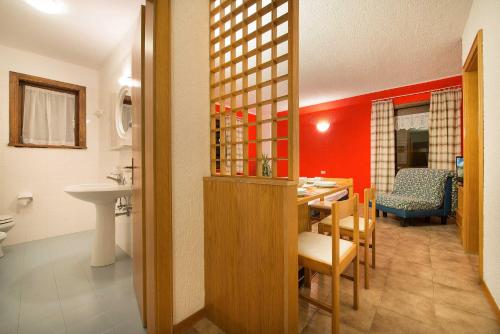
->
[0,214,15,258]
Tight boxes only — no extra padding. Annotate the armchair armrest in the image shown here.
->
[442,176,453,215]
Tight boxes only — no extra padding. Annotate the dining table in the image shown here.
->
[296,182,350,233]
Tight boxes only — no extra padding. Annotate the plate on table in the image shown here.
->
[315,180,337,188]
[297,187,307,196]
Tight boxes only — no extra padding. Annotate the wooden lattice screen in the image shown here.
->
[210,0,298,179]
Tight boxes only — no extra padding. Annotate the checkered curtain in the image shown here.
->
[371,100,395,194]
[428,89,462,170]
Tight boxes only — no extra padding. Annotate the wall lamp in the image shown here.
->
[316,121,330,133]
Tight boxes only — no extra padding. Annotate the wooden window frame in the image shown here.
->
[9,71,87,149]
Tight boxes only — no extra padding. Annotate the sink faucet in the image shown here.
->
[107,172,126,185]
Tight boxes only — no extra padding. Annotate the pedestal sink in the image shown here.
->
[65,183,131,267]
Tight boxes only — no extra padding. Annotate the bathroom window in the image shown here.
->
[9,72,87,149]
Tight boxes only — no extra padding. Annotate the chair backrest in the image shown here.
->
[393,168,451,207]
[324,178,354,198]
[331,193,359,264]
[324,189,349,202]
[442,176,453,213]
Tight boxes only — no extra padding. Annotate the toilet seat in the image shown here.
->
[0,214,14,224]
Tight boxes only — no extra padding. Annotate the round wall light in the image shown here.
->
[316,121,330,133]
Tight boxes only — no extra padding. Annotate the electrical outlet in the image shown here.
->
[320,170,326,175]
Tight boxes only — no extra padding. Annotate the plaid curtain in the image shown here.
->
[371,100,395,194]
[428,89,462,170]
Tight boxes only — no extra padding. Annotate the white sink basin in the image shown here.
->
[65,183,131,204]
[65,183,131,267]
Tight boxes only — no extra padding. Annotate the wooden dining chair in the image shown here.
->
[308,178,354,225]
[298,194,360,334]
[308,189,349,224]
[318,188,376,289]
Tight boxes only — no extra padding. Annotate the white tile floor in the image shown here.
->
[0,231,145,334]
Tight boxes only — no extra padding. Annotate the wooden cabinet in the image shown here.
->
[456,185,464,243]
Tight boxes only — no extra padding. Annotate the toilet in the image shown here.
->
[0,214,15,258]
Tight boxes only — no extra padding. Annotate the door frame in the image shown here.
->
[463,29,484,278]
[137,0,173,333]
[131,4,147,325]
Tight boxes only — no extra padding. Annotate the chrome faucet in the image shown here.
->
[107,172,126,185]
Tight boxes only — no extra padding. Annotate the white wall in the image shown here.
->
[171,0,210,324]
[0,44,101,245]
[462,0,500,304]
[98,20,138,255]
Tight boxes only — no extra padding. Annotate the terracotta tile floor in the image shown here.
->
[191,216,499,333]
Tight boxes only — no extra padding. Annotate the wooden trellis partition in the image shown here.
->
[209,0,298,180]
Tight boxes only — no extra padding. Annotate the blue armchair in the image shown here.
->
[376,168,454,227]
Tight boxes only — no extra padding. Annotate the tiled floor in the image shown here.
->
[0,231,145,334]
[190,216,499,334]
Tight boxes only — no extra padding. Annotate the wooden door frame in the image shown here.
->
[143,0,173,333]
[132,4,147,325]
[463,30,484,279]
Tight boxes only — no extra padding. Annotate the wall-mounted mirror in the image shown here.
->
[116,86,132,139]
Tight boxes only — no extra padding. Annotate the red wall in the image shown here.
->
[299,76,463,200]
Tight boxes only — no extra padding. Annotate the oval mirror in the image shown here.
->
[116,86,132,139]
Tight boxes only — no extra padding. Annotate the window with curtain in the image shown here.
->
[9,71,86,149]
[22,85,76,146]
[394,103,430,172]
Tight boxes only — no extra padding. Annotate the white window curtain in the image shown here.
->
[225,116,243,174]
[428,88,462,170]
[22,85,75,146]
[370,100,395,193]
[395,113,428,130]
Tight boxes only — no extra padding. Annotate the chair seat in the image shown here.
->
[319,215,373,233]
[377,193,438,211]
[298,232,354,266]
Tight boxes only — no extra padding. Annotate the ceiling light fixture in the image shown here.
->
[25,0,66,15]
[316,121,330,133]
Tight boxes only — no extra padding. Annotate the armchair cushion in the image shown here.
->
[377,193,437,211]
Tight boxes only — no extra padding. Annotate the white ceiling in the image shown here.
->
[0,0,142,69]
[0,0,472,104]
[299,0,472,107]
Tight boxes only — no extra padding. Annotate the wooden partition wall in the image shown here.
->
[204,0,299,333]
[209,0,298,179]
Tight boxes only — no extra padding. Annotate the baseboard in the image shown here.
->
[480,280,500,322]
[173,307,206,334]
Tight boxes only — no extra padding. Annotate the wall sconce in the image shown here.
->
[316,121,330,133]
[118,75,140,88]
